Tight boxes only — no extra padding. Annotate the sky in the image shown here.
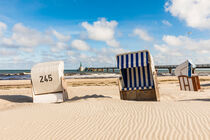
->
[0,0,210,69]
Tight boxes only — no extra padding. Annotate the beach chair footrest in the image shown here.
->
[120,89,157,101]
[33,92,64,103]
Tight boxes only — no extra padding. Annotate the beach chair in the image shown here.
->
[116,50,160,101]
[175,60,201,91]
[31,61,68,103]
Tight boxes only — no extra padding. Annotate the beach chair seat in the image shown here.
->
[175,60,201,91]
[116,50,160,101]
[31,61,68,103]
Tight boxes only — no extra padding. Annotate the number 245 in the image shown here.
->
[40,74,53,83]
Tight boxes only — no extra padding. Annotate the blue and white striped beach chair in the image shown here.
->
[175,60,200,91]
[116,50,160,101]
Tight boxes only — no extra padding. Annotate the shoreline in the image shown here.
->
[1,75,210,89]
[1,71,210,80]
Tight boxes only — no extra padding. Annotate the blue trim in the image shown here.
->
[136,53,139,67]
[133,68,137,87]
[129,68,132,88]
[147,65,151,87]
[117,56,119,69]
[141,52,144,67]
[131,53,134,67]
[188,63,192,77]
[121,69,128,88]
[126,54,129,68]
[142,66,146,87]
[121,55,124,69]
[146,52,151,87]
[138,67,141,87]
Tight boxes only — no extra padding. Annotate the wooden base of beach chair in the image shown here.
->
[33,92,65,103]
[178,75,201,91]
[120,89,158,101]
[31,77,68,103]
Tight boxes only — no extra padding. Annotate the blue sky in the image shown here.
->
[0,0,210,69]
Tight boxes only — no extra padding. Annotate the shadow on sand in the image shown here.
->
[179,98,210,102]
[67,94,111,102]
[200,83,210,87]
[0,95,32,103]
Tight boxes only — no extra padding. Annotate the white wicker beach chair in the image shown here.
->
[116,50,160,101]
[175,60,200,91]
[31,61,68,103]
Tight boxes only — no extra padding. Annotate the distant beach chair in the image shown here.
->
[175,60,200,91]
[31,61,68,103]
[116,50,160,101]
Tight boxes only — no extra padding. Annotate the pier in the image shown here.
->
[85,64,210,74]
[85,67,117,72]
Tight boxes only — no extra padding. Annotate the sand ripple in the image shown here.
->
[0,80,209,140]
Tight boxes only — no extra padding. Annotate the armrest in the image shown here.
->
[61,77,68,100]
[62,77,67,90]
[118,76,124,90]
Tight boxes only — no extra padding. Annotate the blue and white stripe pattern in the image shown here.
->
[117,51,149,69]
[116,50,154,91]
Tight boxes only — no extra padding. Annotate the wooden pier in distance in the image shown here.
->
[85,67,117,72]
[85,64,210,74]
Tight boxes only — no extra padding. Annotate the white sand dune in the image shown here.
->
[0,77,209,140]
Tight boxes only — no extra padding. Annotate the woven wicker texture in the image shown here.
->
[31,61,64,95]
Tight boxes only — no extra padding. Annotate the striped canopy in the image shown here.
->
[175,60,196,77]
[116,50,151,69]
[116,50,155,91]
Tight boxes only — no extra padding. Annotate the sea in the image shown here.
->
[0,69,210,80]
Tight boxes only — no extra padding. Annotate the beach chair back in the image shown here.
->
[175,60,200,91]
[116,50,159,101]
[175,60,195,77]
[31,61,64,95]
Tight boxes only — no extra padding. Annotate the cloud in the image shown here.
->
[19,47,34,52]
[81,18,120,47]
[71,39,90,51]
[12,23,53,48]
[67,50,75,56]
[0,23,72,53]
[0,21,7,36]
[162,35,182,46]
[1,37,14,46]
[51,29,71,42]
[66,45,129,68]
[106,39,120,48]
[0,48,16,56]
[154,35,210,64]
[165,0,210,29]
[51,42,68,52]
[133,28,153,42]
[162,20,172,26]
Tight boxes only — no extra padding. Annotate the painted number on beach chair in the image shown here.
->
[40,74,53,83]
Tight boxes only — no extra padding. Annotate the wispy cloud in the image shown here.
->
[154,35,210,64]
[133,28,153,42]
[162,20,172,26]
[71,39,90,51]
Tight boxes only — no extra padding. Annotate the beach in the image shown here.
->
[0,76,209,140]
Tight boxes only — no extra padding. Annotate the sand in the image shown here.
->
[0,76,209,140]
